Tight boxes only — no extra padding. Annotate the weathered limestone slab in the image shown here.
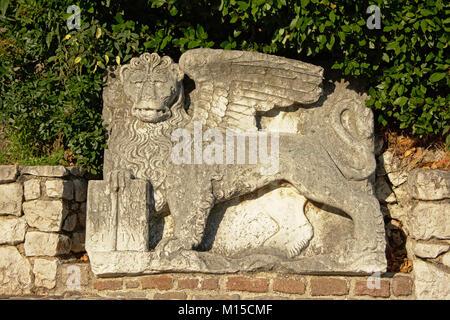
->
[411,241,449,259]
[413,260,450,299]
[86,179,150,252]
[33,258,59,289]
[71,202,79,211]
[24,179,41,201]
[442,251,450,268]
[380,151,408,187]
[73,179,88,202]
[0,246,32,295]
[24,231,71,256]
[387,203,409,221]
[45,180,74,200]
[392,183,409,202]
[0,217,27,245]
[71,232,85,253]
[90,185,385,276]
[405,201,450,240]
[67,166,87,177]
[61,263,90,289]
[89,247,385,276]
[23,200,69,232]
[0,183,23,216]
[21,166,68,177]
[0,165,18,183]
[408,169,450,201]
[201,186,313,258]
[78,202,86,228]
[87,50,387,276]
[86,181,114,252]
[62,214,77,232]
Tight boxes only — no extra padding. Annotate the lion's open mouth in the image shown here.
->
[132,107,170,123]
[135,108,167,115]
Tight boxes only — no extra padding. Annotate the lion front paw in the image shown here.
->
[155,237,189,258]
[105,169,133,193]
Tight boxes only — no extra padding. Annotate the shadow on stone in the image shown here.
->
[148,216,165,250]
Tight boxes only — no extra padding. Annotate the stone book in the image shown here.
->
[86,179,150,252]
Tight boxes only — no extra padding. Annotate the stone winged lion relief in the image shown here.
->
[86,49,387,276]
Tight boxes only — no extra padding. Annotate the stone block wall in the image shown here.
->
[376,150,450,299]
[0,165,88,296]
[403,169,450,299]
[0,163,448,299]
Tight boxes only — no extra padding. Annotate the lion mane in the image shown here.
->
[102,54,190,212]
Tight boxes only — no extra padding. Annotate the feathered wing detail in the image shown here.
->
[179,48,324,131]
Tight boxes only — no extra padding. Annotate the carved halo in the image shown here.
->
[119,52,184,84]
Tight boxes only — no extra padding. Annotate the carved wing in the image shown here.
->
[179,48,324,131]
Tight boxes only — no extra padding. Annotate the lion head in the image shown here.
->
[119,53,184,123]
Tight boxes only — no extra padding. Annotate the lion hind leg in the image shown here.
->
[289,178,386,271]
[286,174,385,255]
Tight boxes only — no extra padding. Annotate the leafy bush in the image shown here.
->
[0,0,448,173]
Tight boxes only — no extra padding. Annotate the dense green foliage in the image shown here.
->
[0,0,448,173]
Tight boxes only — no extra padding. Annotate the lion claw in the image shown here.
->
[106,169,133,193]
[155,237,188,258]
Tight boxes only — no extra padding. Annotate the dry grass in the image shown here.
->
[381,130,449,171]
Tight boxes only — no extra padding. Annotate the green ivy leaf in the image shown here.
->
[378,114,388,126]
[329,11,335,23]
[301,0,309,8]
[46,32,53,49]
[394,96,408,107]
[429,72,446,82]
